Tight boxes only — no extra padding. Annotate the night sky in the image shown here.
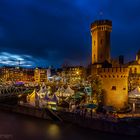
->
[0,0,140,67]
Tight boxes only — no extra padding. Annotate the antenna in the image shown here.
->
[18,60,20,67]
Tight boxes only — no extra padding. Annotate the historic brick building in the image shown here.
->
[90,19,128,109]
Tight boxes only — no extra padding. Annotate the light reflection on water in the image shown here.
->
[46,124,61,140]
[0,110,140,140]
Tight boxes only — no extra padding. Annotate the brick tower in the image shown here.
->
[91,20,112,64]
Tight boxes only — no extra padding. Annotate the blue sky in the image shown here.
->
[0,0,140,67]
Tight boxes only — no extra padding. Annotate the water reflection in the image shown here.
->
[46,124,61,140]
[0,110,140,140]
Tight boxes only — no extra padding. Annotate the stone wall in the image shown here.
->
[97,67,129,109]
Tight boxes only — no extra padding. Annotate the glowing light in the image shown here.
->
[47,124,60,139]
[76,71,79,74]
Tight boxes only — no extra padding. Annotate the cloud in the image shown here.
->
[0,0,140,67]
[0,52,34,67]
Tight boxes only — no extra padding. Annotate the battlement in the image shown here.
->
[91,20,112,29]
[97,67,129,78]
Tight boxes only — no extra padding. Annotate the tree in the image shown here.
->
[87,74,103,104]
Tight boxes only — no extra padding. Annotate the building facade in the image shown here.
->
[61,66,86,84]
[34,68,47,83]
[127,50,140,91]
[98,67,129,109]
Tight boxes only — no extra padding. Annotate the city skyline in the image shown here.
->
[0,0,140,67]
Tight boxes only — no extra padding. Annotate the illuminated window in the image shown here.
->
[112,86,116,90]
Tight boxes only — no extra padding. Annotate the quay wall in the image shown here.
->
[0,104,139,136]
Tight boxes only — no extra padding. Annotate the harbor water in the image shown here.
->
[0,110,140,140]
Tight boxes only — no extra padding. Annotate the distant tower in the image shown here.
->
[91,20,112,64]
[136,50,140,64]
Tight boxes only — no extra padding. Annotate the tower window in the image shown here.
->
[101,39,103,45]
[112,86,116,90]
[94,41,96,46]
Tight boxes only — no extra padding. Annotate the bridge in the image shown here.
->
[0,85,33,103]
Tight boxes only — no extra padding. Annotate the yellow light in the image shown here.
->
[47,101,56,105]
[47,124,60,139]
[76,71,79,74]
